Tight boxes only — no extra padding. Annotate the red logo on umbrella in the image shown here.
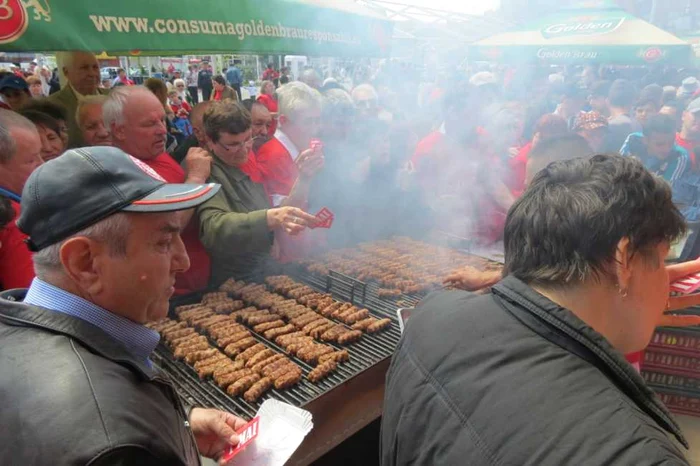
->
[0,0,28,44]
[642,47,663,62]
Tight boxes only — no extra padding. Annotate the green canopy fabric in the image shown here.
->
[469,0,692,65]
[0,0,394,57]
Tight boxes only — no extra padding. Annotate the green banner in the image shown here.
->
[0,0,394,57]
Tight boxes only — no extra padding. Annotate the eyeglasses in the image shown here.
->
[217,137,253,152]
[176,84,185,88]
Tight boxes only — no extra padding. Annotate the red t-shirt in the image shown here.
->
[410,131,443,168]
[239,152,265,185]
[255,137,299,205]
[142,153,211,295]
[0,200,35,290]
[675,133,698,168]
[212,89,222,101]
[257,94,278,136]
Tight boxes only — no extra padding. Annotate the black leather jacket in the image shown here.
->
[0,289,201,466]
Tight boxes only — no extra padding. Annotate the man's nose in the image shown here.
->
[172,235,190,273]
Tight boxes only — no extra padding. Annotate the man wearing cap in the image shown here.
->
[574,111,609,153]
[0,75,30,110]
[0,146,251,464]
[676,97,700,170]
[105,86,213,294]
[0,110,43,290]
[48,51,108,148]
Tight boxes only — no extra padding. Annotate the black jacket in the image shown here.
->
[381,276,689,465]
[0,289,201,465]
[197,70,213,89]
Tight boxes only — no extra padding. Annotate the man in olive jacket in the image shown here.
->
[48,51,109,148]
[196,100,315,285]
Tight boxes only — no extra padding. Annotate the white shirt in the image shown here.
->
[270,128,300,206]
[274,128,300,161]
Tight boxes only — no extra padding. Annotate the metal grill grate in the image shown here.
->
[154,272,404,419]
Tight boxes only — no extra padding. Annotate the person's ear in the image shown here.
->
[59,237,106,296]
[615,237,633,296]
[278,114,289,127]
[203,134,216,152]
[111,122,126,142]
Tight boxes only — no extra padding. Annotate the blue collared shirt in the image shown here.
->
[0,186,20,203]
[24,278,161,365]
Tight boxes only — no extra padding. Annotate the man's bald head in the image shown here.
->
[190,101,214,143]
[104,86,167,160]
[56,51,100,95]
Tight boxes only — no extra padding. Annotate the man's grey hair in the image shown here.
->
[33,213,131,279]
[0,109,39,163]
[277,82,322,120]
[76,95,108,129]
[103,85,153,128]
[322,89,355,118]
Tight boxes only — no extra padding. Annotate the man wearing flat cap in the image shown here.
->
[0,146,247,465]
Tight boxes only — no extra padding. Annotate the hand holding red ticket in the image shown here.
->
[310,207,334,229]
[219,417,259,464]
[187,408,248,464]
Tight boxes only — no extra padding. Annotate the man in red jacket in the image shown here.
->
[255,82,323,207]
[0,110,43,289]
[105,86,213,294]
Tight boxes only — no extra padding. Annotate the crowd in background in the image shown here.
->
[2,51,700,295]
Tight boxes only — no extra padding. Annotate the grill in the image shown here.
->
[153,268,405,420]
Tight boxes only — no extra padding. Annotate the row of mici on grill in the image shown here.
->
[148,275,391,403]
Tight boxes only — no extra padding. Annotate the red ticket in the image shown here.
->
[219,416,260,464]
[670,272,700,294]
[311,207,334,229]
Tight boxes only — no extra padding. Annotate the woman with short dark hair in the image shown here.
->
[211,76,237,102]
[20,109,65,162]
[383,154,700,466]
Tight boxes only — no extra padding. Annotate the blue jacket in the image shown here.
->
[226,66,242,86]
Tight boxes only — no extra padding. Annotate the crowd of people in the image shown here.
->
[4,48,700,463]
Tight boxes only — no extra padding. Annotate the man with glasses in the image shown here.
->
[196,100,318,285]
[255,82,324,207]
[104,86,214,294]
